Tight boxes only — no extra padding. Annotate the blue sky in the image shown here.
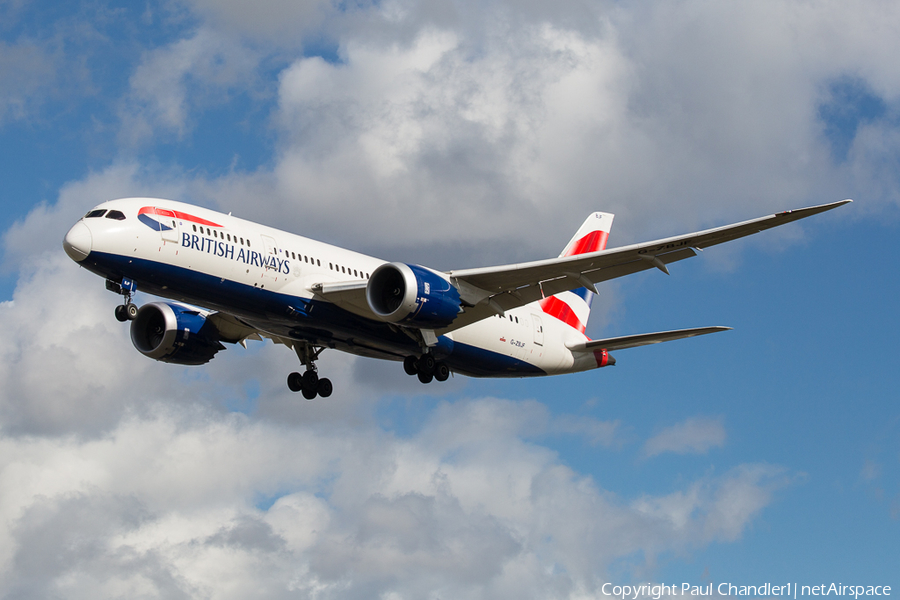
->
[1,0,898,597]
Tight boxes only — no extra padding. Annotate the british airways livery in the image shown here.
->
[63,198,850,399]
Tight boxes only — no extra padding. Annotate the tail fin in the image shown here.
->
[539,212,615,333]
[559,212,615,258]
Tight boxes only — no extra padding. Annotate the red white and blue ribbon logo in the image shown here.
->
[138,206,222,231]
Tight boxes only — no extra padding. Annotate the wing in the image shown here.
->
[308,199,851,333]
[438,199,851,332]
[567,326,731,352]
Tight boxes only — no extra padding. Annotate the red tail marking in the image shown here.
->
[539,296,586,333]
[564,230,609,257]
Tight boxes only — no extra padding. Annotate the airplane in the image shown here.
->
[63,197,851,399]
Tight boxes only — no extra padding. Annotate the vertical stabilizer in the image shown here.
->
[559,212,615,257]
[539,212,614,333]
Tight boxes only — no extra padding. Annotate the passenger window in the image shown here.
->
[105,210,126,220]
[317,259,320,266]
[227,234,231,242]
[85,209,107,218]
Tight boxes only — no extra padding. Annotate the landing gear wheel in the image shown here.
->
[287,372,303,392]
[434,362,450,382]
[290,343,331,400]
[125,303,139,320]
[300,369,320,399]
[301,369,319,389]
[417,354,436,375]
[417,371,434,384]
[114,305,128,322]
[403,356,418,376]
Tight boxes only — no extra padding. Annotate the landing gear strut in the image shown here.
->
[404,354,450,384]
[108,278,138,322]
[288,343,332,399]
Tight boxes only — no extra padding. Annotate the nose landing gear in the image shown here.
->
[288,343,332,399]
[108,278,139,322]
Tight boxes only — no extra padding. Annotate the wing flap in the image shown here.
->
[308,280,372,318]
[567,326,731,352]
[207,311,264,344]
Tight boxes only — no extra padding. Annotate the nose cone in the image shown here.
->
[63,221,92,262]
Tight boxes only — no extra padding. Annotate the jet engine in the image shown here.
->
[366,262,461,329]
[130,302,225,365]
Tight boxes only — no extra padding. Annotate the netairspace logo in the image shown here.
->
[600,583,892,599]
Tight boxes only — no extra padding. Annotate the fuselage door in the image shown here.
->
[260,234,281,282]
[155,208,180,243]
[532,314,544,346]
[260,234,278,262]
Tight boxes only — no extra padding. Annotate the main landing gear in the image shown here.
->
[108,278,139,322]
[288,343,332,399]
[404,354,450,384]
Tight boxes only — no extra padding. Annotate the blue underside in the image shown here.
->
[83,251,546,377]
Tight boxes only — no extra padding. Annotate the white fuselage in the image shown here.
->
[66,198,601,377]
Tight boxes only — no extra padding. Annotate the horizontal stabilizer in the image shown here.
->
[567,326,731,352]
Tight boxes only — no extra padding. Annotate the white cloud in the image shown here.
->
[632,464,791,543]
[121,27,267,143]
[176,0,900,275]
[643,416,726,458]
[0,400,789,598]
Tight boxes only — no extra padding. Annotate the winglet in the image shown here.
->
[777,198,852,217]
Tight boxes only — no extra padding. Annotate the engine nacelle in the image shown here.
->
[130,302,225,365]
[366,262,461,329]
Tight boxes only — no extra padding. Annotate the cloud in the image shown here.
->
[632,464,792,544]
[240,23,639,261]
[120,27,268,143]
[177,0,900,276]
[643,416,726,458]
[0,400,789,598]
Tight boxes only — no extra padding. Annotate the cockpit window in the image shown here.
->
[105,210,126,221]
[85,209,107,218]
